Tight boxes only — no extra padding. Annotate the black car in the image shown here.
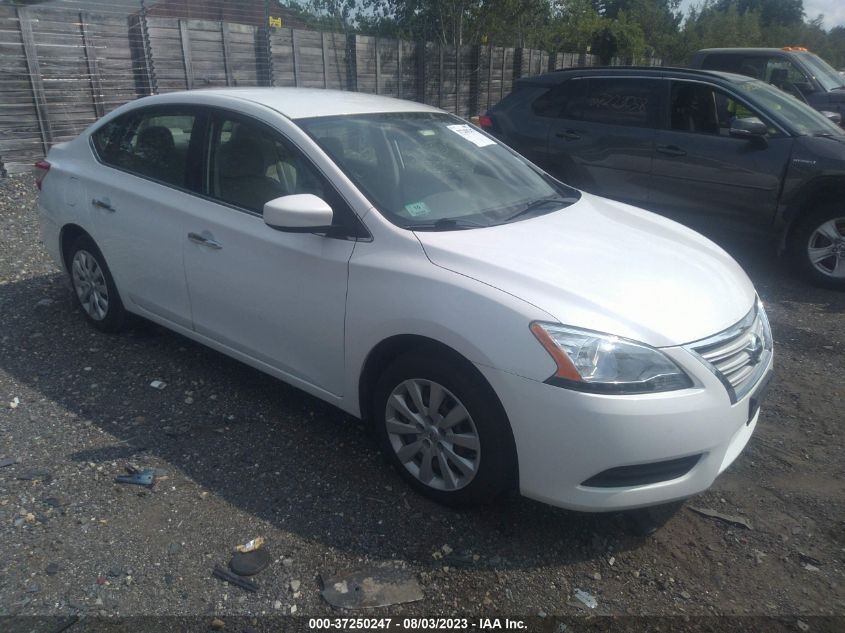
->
[481,67,845,287]
[690,48,845,121]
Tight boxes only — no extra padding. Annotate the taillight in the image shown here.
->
[34,160,50,190]
[478,115,494,129]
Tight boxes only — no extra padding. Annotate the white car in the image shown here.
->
[36,88,773,512]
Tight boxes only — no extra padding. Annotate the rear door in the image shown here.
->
[87,106,203,328]
[649,79,793,231]
[546,76,662,207]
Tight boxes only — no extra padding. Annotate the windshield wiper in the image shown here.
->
[404,217,488,231]
[503,196,578,223]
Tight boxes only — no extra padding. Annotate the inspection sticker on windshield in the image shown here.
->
[447,124,496,148]
[404,201,432,217]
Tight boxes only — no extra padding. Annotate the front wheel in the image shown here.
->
[790,204,845,288]
[372,351,516,507]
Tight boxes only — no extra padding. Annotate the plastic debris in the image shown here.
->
[573,588,598,610]
[149,380,167,390]
[320,568,423,609]
[688,506,753,530]
[114,468,155,487]
[235,537,265,553]
[229,549,271,576]
[0,456,19,468]
[212,564,258,592]
[9,397,20,409]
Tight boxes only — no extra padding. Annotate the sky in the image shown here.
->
[679,0,845,29]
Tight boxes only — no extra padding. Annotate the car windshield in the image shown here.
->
[796,52,845,91]
[734,78,845,137]
[298,112,579,230]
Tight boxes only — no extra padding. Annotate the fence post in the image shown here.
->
[17,7,52,154]
[79,11,104,117]
[468,45,480,117]
[415,41,425,103]
[397,39,403,99]
[375,37,381,94]
[513,47,523,81]
[178,20,193,89]
[346,34,358,92]
[136,1,157,94]
[291,28,300,87]
[438,43,444,108]
[321,31,328,88]
[221,22,233,86]
[261,0,274,86]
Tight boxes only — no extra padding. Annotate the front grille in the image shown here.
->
[686,301,772,403]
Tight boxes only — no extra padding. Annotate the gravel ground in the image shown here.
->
[1,174,844,626]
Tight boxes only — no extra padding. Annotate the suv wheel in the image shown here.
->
[791,203,845,288]
[68,235,127,332]
[372,350,516,507]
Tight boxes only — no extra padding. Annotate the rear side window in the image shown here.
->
[700,54,747,74]
[91,109,198,189]
[581,78,662,128]
[531,80,586,119]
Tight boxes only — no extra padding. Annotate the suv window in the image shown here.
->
[91,109,198,188]
[531,79,586,119]
[581,78,661,128]
[670,81,771,136]
[207,115,324,214]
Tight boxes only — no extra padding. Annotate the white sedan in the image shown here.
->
[36,88,773,511]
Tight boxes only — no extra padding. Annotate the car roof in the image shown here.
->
[515,66,752,86]
[695,48,800,55]
[133,87,442,120]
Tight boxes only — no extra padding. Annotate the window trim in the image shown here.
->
[88,104,207,196]
[660,78,788,138]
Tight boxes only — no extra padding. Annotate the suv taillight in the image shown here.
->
[478,115,494,130]
[34,160,50,190]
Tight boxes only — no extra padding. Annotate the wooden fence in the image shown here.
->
[0,5,602,175]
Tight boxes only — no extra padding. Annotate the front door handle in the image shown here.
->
[188,232,223,249]
[656,144,687,157]
[555,129,581,141]
[92,197,115,212]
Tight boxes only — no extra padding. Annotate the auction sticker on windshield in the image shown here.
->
[447,124,496,147]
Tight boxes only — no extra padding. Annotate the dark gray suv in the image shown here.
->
[482,67,845,287]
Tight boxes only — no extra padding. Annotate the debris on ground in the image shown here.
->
[320,568,424,609]
[212,564,258,593]
[688,506,753,530]
[149,380,167,390]
[571,588,598,610]
[0,456,19,468]
[114,468,155,487]
[210,617,225,629]
[229,548,271,576]
[9,397,20,409]
[235,536,265,553]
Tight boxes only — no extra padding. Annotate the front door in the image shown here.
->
[182,111,356,396]
[649,80,793,232]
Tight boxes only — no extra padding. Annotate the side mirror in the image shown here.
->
[730,117,768,139]
[264,194,333,233]
[820,110,842,126]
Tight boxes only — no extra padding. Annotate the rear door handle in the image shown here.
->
[188,232,223,249]
[555,129,581,141]
[92,197,115,212]
[656,144,687,157]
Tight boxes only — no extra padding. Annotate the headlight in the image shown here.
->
[530,322,693,394]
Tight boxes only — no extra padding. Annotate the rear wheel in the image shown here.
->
[68,234,127,332]
[372,350,516,507]
[790,203,845,289]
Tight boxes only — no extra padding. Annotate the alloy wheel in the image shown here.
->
[807,217,845,278]
[71,250,109,321]
[385,378,481,491]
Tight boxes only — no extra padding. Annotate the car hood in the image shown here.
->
[414,193,756,347]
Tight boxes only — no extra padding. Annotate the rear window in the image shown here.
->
[580,78,662,128]
[531,79,586,119]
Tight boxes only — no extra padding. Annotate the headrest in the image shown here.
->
[217,139,265,179]
[137,126,174,153]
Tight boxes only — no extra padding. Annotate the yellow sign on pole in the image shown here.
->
[268,16,282,28]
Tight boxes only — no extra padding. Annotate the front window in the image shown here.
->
[733,78,845,137]
[298,112,578,230]
[795,52,845,91]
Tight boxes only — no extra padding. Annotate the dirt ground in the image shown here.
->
[1,174,843,628]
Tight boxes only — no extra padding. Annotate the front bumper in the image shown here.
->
[477,346,772,512]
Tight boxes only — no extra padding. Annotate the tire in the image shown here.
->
[67,234,127,332]
[789,202,845,289]
[372,350,517,508]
